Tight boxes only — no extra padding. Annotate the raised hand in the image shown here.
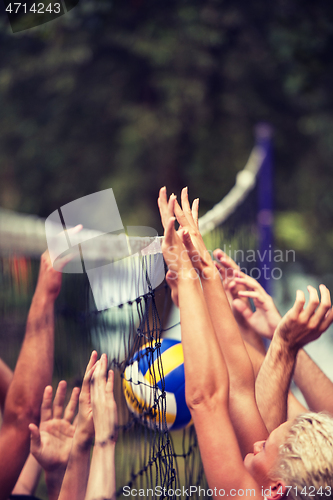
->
[173,187,214,277]
[76,350,98,443]
[158,188,186,306]
[90,354,118,445]
[230,271,281,339]
[213,248,251,310]
[84,354,118,500]
[213,248,241,284]
[158,186,199,232]
[36,225,83,301]
[34,251,65,301]
[275,285,333,351]
[29,381,79,473]
[159,195,196,279]
[212,249,267,354]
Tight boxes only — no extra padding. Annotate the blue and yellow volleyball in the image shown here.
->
[122,338,192,431]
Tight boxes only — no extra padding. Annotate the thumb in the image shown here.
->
[29,423,41,455]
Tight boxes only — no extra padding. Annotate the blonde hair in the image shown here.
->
[272,412,333,500]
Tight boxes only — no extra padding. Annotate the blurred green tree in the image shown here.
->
[1,0,333,272]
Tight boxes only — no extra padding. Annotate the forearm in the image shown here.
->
[85,442,116,500]
[201,269,256,391]
[178,272,229,407]
[294,349,333,414]
[11,454,41,495]
[178,274,260,492]
[236,320,266,356]
[4,292,55,424]
[0,358,13,413]
[201,269,268,454]
[244,341,307,419]
[58,432,93,500]
[45,469,67,500]
[256,336,296,432]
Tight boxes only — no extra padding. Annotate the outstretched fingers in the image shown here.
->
[40,385,53,423]
[311,284,333,329]
[158,186,172,230]
[234,274,263,291]
[213,249,240,271]
[106,369,115,395]
[85,351,98,376]
[174,198,189,228]
[192,198,199,228]
[52,380,67,419]
[82,351,98,393]
[301,286,320,321]
[319,306,333,332]
[292,290,306,317]
[173,188,199,231]
[91,355,109,413]
[64,387,80,423]
[162,216,177,250]
[181,187,197,227]
[94,353,108,384]
[292,285,333,331]
[237,290,265,305]
[181,229,199,258]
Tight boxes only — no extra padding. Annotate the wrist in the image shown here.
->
[177,267,201,283]
[201,263,219,281]
[94,436,117,448]
[73,426,94,451]
[45,467,66,480]
[271,334,299,361]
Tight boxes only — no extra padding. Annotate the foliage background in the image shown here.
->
[1,0,333,273]
[2,2,333,498]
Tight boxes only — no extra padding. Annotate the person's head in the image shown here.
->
[244,413,333,499]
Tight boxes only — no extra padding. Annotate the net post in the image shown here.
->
[255,123,274,295]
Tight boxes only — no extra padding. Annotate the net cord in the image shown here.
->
[0,143,267,257]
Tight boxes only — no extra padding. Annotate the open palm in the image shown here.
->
[29,381,79,473]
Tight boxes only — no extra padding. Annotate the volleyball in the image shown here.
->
[122,338,192,431]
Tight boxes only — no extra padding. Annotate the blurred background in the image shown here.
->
[0,0,333,274]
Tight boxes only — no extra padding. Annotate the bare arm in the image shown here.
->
[243,341,307,420]
[229,273,333,426]
[158,190,261,496]
[85,355,117,500]
[58,351,97,500]
[294,348,333,415]
[199,271,268,456]
[213,250,266,355]
[255,336,295,432]
[256,286,333,432]
[171,188,268,456]
[0,251,64,500]
[11,455,41,496]
[29,381,80,500]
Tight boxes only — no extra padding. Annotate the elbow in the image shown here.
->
[4,397,40,428]
[185,384,227,413]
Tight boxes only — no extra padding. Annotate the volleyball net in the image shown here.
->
[0,124,273,500]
